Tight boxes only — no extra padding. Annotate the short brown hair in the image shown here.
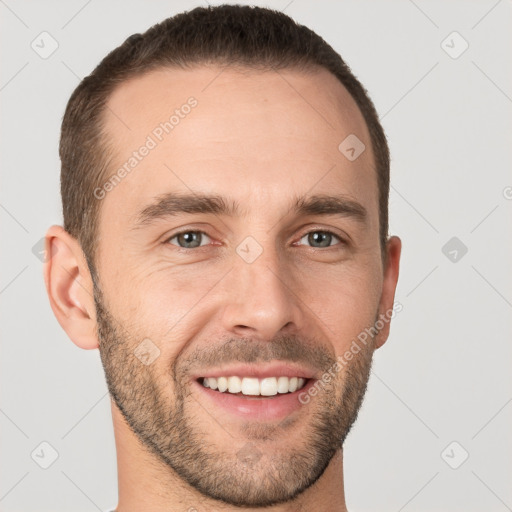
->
[60,4,389,280]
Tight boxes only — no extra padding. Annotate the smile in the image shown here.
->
[200,376,308,396]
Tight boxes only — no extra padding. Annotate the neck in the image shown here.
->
[111,402,348,512]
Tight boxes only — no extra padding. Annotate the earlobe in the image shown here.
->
[374,236,402,350]
[43,225,99,350]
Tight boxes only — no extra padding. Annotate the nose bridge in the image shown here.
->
[221,237,302,339]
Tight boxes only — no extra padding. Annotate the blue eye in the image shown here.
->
[166,230,343,250]
[299,231,342,248]
[168,231,212,249]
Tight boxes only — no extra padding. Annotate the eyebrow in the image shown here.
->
[131,192,367,230]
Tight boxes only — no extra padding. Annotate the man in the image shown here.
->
[44,4,401,511]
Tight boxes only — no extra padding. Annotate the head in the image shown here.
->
[45,4,401,508]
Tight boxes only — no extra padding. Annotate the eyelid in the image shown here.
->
[163,226,348,249]
[166,229,213,247]
[295,229,345,247]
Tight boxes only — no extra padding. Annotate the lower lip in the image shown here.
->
[193,379,316,421]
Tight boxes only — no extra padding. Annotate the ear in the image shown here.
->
[374,235,401,350]
[43,225,99,350]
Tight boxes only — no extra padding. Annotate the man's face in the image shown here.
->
[94,66,392,507]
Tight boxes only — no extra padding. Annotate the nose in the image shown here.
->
[220,246,304,341]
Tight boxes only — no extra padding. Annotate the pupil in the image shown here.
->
[309,232,331,247]
[179,232,201,248]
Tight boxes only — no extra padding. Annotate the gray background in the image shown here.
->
[1,0,511,511]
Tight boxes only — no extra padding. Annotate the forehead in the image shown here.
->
[99,65,377,230]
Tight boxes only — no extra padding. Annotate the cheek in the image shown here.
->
[108,251,222,318]
[111,261,227,359]
[103,245,383,365]
[299,263,382,351]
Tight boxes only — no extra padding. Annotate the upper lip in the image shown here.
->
[191,362,318,381]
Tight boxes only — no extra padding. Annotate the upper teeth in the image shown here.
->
[202,376,307,396]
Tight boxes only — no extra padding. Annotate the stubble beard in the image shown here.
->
[94,283,376,507]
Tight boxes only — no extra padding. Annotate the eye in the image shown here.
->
[298,230,343,248]
[167,230,212,249]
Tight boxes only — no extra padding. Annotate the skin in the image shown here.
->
[44,65,401,512]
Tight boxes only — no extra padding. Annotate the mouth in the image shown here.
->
[191,363,317,420]
[198,375,309,397]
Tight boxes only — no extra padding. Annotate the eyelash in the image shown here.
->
[165,229,345,249]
